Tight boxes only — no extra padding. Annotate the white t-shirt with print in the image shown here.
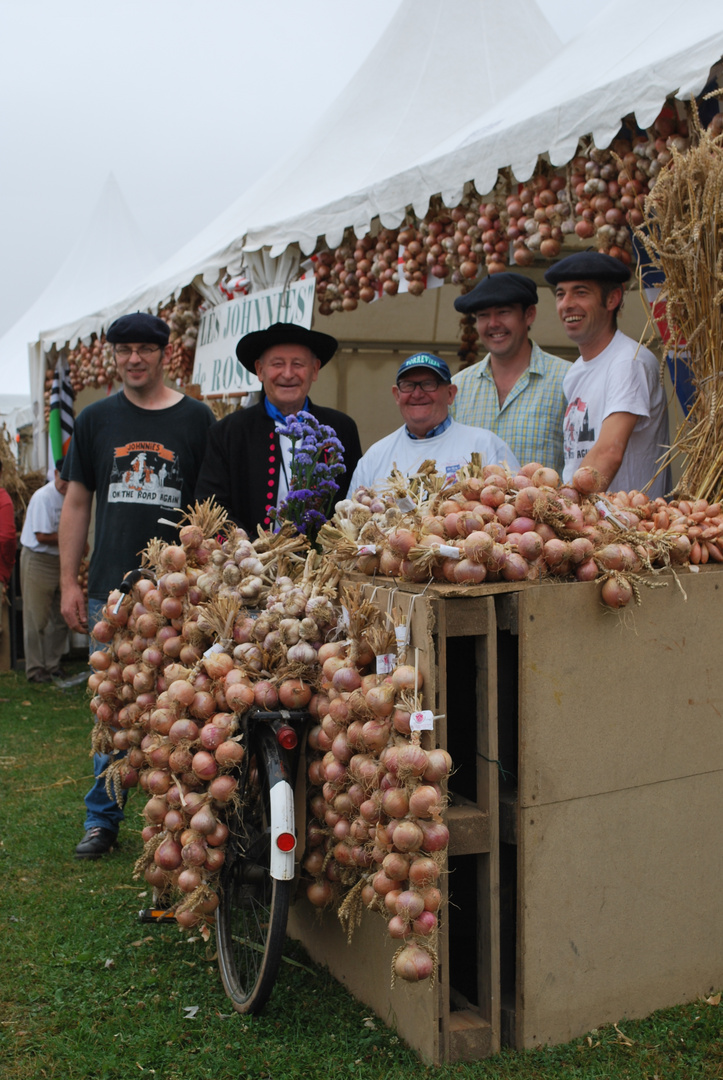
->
[562,331,670,497]
[348,418,520,493]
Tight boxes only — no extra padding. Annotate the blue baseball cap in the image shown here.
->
[396,353,451,384]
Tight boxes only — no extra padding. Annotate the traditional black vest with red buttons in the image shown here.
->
[194,399,363,536]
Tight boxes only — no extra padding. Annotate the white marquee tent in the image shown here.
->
[37,0,723,358]
[37,0,563,351]
[0,175,157,461]
[23,0,723,467]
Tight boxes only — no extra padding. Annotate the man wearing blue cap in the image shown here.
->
[59,311,216,859]
[450,272,569,472]
[545,252,670,496]
[348,353,519,492]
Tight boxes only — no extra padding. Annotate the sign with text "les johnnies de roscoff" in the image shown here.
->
[191,278,316,396]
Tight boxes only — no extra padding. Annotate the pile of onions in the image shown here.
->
[310,103,708,369]
[90,508,454,981]
[327,461,722,610]
[89,515,333,929]
[301,637,451,983]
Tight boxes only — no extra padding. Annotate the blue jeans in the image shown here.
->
[84,597,126,833]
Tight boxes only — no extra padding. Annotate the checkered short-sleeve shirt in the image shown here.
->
[449,342,570,473]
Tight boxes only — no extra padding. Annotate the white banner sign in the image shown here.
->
[191,278,316,396]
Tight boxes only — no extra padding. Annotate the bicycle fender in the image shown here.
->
[269,778,296,880]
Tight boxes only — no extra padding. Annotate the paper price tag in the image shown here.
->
[410,710,434,731]
[438,544,460,559]
[396,496,415,512]
[375,652,396,674]
[357,544,377,555]
[203,642,225,658]
[395,625,409,648]
[595,498,625,529]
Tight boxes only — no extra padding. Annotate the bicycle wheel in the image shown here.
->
[216,728,292,1014]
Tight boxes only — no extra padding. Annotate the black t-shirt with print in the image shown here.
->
[63,391,215,600]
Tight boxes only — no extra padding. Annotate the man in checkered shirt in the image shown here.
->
[449,273,569,473]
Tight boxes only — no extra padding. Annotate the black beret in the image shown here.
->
[236,322,338,373]
[454,272,538,314]
[106,312,170,346]
[544,252,631,285]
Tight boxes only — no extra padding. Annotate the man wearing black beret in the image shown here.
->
[195,322,362,533]
[545,253,670,495]
[450,272,568,471]
[59,311,216,859]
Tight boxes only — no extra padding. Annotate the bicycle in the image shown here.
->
[215,706,309,1014]
[118,562,311,1012]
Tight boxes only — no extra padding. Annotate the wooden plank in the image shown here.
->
[437,595,490,637]
[348,570,529,599]
[515,771,723,1048]
[448,1010,494,1061]
[475,607,501,1055]
[516,568,723,807]
[287,900,442,1062]
[446,802,491,855]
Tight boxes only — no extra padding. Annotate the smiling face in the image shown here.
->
[555,280,621,358]
[114,342,169,396]
[255,343,321,415]
[474,303,536,363]
[392,368,457,437]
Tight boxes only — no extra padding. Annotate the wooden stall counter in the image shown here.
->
[288,566,723,1062]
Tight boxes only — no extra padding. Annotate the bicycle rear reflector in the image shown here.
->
[276,725,298,750]
[276,831,296,852]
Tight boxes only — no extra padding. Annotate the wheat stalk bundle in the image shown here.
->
[635,99,723,500]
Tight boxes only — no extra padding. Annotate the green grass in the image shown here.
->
[0,666,721,1080]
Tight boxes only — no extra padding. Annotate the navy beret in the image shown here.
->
[106,312,170,346]
[544,252,631,285]
[236,322,338,373]
[454,272,538,314]
[396,353,452,384]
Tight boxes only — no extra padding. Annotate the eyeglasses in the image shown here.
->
[397,377,443,393]
[114,344,162,360]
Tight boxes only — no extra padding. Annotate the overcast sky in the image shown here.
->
[0,0,579,394]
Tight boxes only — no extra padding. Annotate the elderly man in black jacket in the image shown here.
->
[195,323,361,533]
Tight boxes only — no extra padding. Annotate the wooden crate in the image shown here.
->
[288,566,723,1061]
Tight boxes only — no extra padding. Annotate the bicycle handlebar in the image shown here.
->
[112,568,157,615]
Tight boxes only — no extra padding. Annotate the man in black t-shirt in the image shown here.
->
[59,312,215,859]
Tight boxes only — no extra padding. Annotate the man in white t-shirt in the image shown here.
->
[20,467,69,682]
[545,252,670,497]
[348,353,520,492]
